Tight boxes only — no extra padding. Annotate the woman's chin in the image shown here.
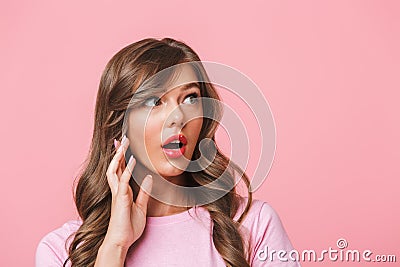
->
[156,166,186,179]
[137,156,192,182]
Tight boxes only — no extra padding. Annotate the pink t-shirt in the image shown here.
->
[36,198,301,266]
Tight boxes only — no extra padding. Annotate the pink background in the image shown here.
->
[1,1,399,266]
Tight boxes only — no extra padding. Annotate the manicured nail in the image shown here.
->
[113,139,118,148]
[128,155,134,165]
[122,134,127,145]
[142,175,153,191]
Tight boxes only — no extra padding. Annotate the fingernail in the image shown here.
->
[128,155,134,165]
[142,175,153,191]
[122,135,127,145]
[113,139,118,148]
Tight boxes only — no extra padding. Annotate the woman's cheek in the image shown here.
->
[144,119,162,153]
[128,113,149,159]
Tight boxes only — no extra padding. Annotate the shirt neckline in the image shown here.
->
[146,206,200,226]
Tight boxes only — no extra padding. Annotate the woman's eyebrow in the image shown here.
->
[177,82,200,91]
[133,82,200,101]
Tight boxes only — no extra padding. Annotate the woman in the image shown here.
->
[36,38,299,267]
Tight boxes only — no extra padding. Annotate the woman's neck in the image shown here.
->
[131,161,193,217]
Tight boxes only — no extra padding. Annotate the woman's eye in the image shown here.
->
[143,97,162,107]
[182,93,199,105]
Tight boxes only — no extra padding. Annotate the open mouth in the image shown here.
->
[162,134,187,158]
[162,140,185,149]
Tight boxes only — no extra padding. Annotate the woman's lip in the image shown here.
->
[162,134,187,159]
[163,145,186,158]
[162,134,187,146]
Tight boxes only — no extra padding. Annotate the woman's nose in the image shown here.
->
[165,102,185,128]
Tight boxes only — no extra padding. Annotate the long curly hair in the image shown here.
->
[64,37,253,267]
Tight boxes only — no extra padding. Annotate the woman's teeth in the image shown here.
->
[162,134,187,158]
[162,140,183,149]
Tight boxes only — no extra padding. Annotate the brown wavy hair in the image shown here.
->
[64,38,253,267]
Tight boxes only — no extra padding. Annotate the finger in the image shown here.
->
[118,137,129,174]
[107,136,129,177]
[116,155,135,196]
[106,136,128,193]
[118,136,130,165]
[106,168,118,195]
[135,175,153,214]
[120,155,136,184]
[114,139,124,156]
[114,140,124,177]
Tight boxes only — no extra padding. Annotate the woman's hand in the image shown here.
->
[103,135,153,251]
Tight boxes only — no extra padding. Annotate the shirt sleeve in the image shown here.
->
[35,220,80,267]
[249,202,301,267]
[35,234,66,267]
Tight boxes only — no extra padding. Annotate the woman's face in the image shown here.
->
[127,66,203,179]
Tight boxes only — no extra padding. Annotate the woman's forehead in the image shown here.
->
[166,65,199,90]
[137,65,200,95]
